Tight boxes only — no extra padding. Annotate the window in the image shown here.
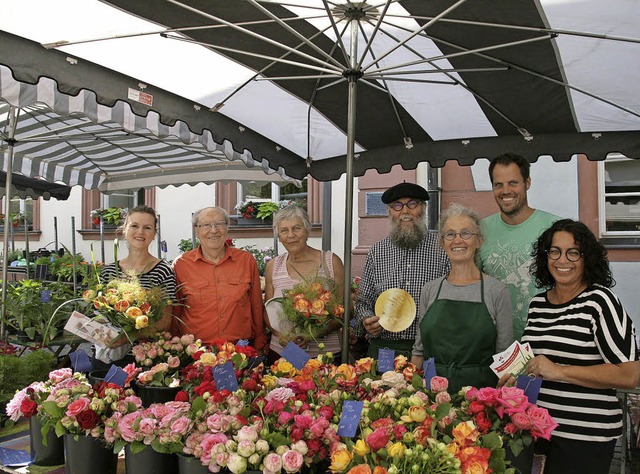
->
[239,180,308,208]
[1,197,34,231]
[599,154,640,235]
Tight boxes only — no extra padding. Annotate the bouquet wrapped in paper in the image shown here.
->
[274,277,344,346]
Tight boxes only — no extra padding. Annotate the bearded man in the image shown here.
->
[353,182,450,359]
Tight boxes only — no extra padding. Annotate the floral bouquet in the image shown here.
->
[277,277,344,345]
[39,371,141,439]
[81,271,172,343]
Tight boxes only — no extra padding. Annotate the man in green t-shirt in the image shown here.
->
[479,153,560,340]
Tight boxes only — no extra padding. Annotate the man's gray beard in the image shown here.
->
[389,220,428,249]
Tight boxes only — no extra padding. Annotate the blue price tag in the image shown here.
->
[337,400,364,437]
[161,240,168,252]
[281,341,311,370]
[40,289,51,303]
[212,361,239,392]
[104,365,128,388]
[377,348,395,373]
[423,358,437,389]
[236,339,249,347]
[69,349,93,373]
[516,375,543,404]
[0,447,31,467]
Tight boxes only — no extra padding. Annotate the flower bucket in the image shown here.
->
[64,434,117,474]
[88,369,110,387]
[177,453,210,474]
[505,442,535,474]
[125,445,178,474]
[134,382,181,408]
[29,416,64,466]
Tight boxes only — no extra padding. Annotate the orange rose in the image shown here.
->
[402,364,417,381]
[93,295,108,309]
[293,298,311,314]
[346,465,372,474]
[293,293,306,301]
[125,306,143,319]
[114,300,130,312]
[334,304,345,317]
[334,363,356,381]
[309,299,327,315]
[319,291,332,302]
[310,282,324,293]
[139,302,151,315]
[372,467,388,474]
[354,357,374,374]
[452,421,480,447]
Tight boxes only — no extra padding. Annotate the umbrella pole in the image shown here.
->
[341,19,360,364]
[1,106,19,337]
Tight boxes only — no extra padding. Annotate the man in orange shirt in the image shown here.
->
[173,206,268,351]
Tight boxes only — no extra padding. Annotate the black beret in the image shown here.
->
[381,182,430,204]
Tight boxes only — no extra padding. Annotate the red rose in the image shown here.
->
[469,400,486,414]
[20,398,38,418]
[474,411,492,434]
[241,379,259,392]
[316,406,333,420]
[174,391,189,402]
[76,409,100,430]
[366,427,390,452]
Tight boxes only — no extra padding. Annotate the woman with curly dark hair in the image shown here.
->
[520,218,639,474]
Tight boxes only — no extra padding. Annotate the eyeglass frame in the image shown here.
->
[194,221,228,230]
[546,247,583,262]
[442,230,478,241]
[388,199,422,211]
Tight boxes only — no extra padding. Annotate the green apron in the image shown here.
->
[419,274,497,393]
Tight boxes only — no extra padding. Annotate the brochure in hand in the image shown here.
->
[64,310,122,347]
[490,341,534,378]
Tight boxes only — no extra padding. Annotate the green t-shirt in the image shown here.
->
[479,210,560,340]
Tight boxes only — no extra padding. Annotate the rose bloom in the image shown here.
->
[526,405,558,440]
[135,315,149,329]
[474,411,492,434]
[408,405,427,423]
[20,398,38,418]
[353,439,370,457]
[282,449,304,473]
[272,360,296,377]
[309,299,327,316]
[354,358,374,374]
[511,412,533,430]
[474,387,499,406]
[347,466,372,474]
[66,397,91,417]
[328,448,352,472]
[452,421,480,447]
[379,371,405,388]
[435,391,451,404]
[114,299,130,312]
[497,386,529,416]
[430,376,449,393]
[366,428,390,452]
[126,306,143,319]
[334,364,356,381]
[226,453,248,474]
[77,409,100,430]
[263,453,283,473]
[49,368,73,384]
[199,352,218,366]
[293,298,311,314]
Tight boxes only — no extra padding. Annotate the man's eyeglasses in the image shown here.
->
[194,222,228,230]
[546,247,582,262]
[443,231,477,241]
[389,199,421,211]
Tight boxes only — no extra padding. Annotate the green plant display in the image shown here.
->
[90,207,127,226]
[256,201,280,220]
[2,280,75,343]
[0,350,56,411]
[178,238,198,253]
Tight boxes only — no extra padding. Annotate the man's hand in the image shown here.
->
[363,315,383,337]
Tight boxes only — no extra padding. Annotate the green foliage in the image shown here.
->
[2,279,75,343]
[178,238,198,253]
[47,250,98,284]
[0,350,56,405]
[241,244,277,276]
[90,207,127,226]
[256,201,280,220]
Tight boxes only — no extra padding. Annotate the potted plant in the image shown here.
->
[235,200,299,225]
[90,207,127,227]
[2,279,75,343]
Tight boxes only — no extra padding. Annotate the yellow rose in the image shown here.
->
[82,289,97,302]
[134,315,149,329]
[334,364,356,381]
[387,442,405,459]
[445,442,459,455]
[125,306,143,319]
[273,360,296,377]
[199,353,217,366]
[354,357,374,374]
[452,421,479,447]
[408,405,427,423]
[328,448,352,472]
[261,374,277,389]
[353,439,370,457]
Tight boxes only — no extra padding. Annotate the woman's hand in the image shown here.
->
[525,355,557,380]
[497,373,516,388]
[363,315,383,337]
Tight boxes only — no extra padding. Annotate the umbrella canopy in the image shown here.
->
[8,0,636,180]
[0,171,71,201]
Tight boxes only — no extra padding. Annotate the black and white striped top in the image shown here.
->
[100,260,177,300]
[522,285,638,442]
[353,233,450,341]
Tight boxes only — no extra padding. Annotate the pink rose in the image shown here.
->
[167,356,181,369]
[171,416,192,436]
[235,425,258,442]
[475,387,499,406]
[138,417,157,437]
[526,405,558,441]
[316,406,334,420]
[293,414,313,430]
[511,412,532,430]
[281,449,304,473]
[298,380,316,392]
[263,453,283,472]
[118,412,140,443]
[435,391,451,404]
[365,427,390,452]
[207,413,232,432]
[277,411,294,425]
[430,376,449,393]
[48,368,73,384]
[497,386,529,416]
[66,397,90,417]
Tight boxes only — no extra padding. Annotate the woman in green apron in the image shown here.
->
[411,204,514,393]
